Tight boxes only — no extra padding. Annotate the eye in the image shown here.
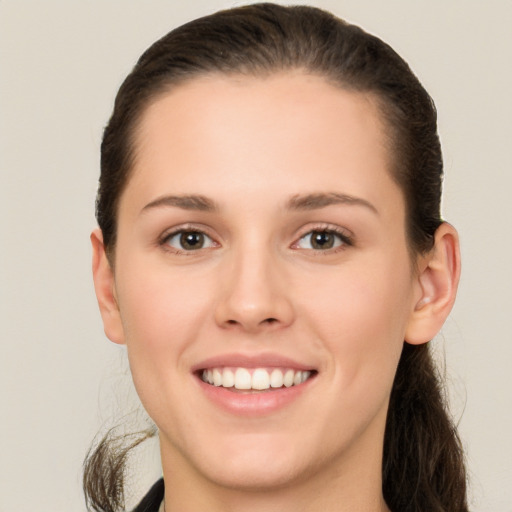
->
[295,229,350,251]
[163,230,217,251]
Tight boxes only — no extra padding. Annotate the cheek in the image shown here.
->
[115,262,218,427]
[114,257,215,388]
[297,258,413,381]
[117,254,211,337]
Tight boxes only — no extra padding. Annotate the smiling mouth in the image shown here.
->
[200,367,316,392]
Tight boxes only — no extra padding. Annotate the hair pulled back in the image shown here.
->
[86,4,468,511]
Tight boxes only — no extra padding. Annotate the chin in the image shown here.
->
[212,428,354,494]
[167,428,319,491]
[200,453,311,492]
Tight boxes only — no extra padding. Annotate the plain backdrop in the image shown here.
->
[1,1,511,510]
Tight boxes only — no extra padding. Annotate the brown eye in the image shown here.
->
[310,231,335,249]
[296,229,349,251]
[164,230,215,251]
[180,231,205,250]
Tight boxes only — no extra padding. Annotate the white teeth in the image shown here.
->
[251,368,270,390]
[234,368,252,390]
[283,369,294,387]
[201,367,313,390]
[213,369,222,387]
[270,368,284,388]
[222,368,235,388]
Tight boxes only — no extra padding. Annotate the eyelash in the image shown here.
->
[158,224,353,255]
[292,224,353,254]
[159,224,218,255]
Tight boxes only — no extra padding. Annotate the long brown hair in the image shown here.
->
[85,4,468,511]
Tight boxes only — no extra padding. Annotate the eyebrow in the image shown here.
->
[286,192,379,215]
[141,194,218,214]
[140,191,378,216]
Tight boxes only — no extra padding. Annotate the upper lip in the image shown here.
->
[191,353,317,372]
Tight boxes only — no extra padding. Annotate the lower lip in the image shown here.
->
[196,375,315,416]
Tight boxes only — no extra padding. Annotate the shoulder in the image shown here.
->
[132,479,164,512]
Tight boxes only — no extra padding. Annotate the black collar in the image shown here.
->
[132,479,164,512]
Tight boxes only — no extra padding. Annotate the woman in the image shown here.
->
[85,3,468,511]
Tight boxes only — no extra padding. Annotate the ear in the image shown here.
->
[405,223,461,345]
[91,228,125,344]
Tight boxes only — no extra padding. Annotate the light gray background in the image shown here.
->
[1,1,511,510]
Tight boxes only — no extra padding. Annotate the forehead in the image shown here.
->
[122,72,402,218]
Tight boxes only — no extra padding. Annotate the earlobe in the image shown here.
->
[91,229,125,345]
[405,223,461,345]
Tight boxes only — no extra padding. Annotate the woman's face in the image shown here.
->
[108,73,423,491]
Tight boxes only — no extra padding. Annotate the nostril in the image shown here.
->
[226,318,276,325]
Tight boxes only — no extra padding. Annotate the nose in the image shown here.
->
[214,245,295,333]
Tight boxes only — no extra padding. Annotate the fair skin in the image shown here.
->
[92,73,459,512]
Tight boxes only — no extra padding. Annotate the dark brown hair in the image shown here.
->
[86,4,467,511]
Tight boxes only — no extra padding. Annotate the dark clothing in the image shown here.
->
[132,479,164,512]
